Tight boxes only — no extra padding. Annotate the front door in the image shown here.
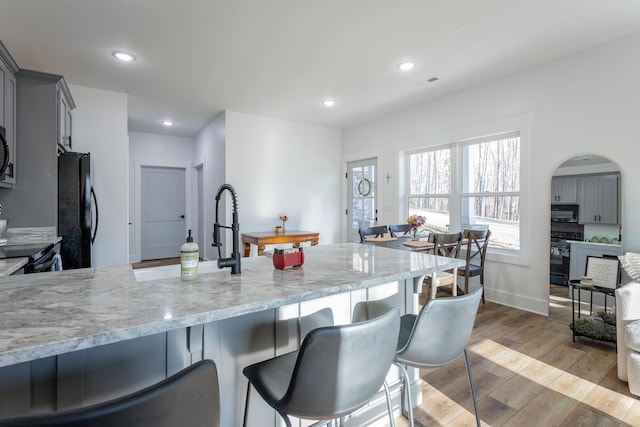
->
[347,159,377,242]
[141,166,186,260]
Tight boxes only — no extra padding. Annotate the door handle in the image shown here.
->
[180,215,185,219]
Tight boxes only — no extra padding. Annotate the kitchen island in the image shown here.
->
[0,243,462,426]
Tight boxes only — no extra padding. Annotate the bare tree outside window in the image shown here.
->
[407,133,521,250]
[408,148,451,233]
[462,134,520,249]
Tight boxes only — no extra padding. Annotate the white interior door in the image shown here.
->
[347,159,377,242]
[141,166,186,260]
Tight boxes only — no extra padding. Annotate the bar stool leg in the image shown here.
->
[383,380,395,427]
[464,349,481,427]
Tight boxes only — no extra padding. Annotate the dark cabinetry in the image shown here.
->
[0,41,18,188]
[0,70,75,227]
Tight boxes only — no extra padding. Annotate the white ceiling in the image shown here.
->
[1,0,640,137]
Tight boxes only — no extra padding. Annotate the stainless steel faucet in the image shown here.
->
[212,184,241,274]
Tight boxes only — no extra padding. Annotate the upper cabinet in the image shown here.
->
[58,84,73,151]
[1,69,75,227]
[579,174,619,224]
[0,41,18,188]
[551,176,578,203]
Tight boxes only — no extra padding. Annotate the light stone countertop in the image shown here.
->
[4,227,61,245]
[0,258,29,277]
[0,243,463,368]
[569,240,622,248]
[0,227,62,276]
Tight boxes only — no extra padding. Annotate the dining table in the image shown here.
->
[362,234,464,297]
[361,235,435,252]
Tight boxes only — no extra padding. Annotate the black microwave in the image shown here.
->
[551,204,579,223]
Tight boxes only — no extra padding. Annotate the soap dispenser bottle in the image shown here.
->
[181,229,199,281]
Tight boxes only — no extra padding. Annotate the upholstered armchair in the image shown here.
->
[616,280,640,397]
[616,253,640,396]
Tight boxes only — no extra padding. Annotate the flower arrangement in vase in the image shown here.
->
[407,214,426,240]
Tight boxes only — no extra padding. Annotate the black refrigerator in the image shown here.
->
[58,152,99,269]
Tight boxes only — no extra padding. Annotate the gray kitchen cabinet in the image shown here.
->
[0,70,75,227]
[0,41,18,188]
[58,85,73,150]
[551,176,578,203]
[579,174,619,224]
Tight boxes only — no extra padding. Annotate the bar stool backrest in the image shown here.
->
[396,286,483,367]
[0,360,220,427]
[280,308,400,418]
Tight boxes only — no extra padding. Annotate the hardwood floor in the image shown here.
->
[394,298,638,426]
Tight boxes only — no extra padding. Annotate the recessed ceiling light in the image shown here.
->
[112,51,136,62]
[397,61,415,71]
[162,120,174,126]
[322,99,336,108]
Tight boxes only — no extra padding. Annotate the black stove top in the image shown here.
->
[550,231,584,241]
[0,243,54,261]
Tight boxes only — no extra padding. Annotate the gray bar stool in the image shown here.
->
[0,359,220,427]
[395,286,483,427]
[242,308,400,427]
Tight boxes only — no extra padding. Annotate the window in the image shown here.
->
[460,133,520,250]
[408,147,452,233]
[407,131,521,251]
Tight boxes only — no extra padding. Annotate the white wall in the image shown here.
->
[225,112,341,254]
[342,31,640,315]
[69,85,129,267]
[129,132,196,262]
[194,112,226,260]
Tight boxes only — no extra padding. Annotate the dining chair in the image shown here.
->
[242,308,400,427]
[389,224,413,238]
[424,232,463,299]
[395,286,483,427]
[0,359,220,427]
[456,229,491,303]
[358,225,389,242]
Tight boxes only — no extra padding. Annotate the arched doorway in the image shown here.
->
[548,155,623,322]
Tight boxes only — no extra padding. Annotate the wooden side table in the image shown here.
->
[242,230,320,257]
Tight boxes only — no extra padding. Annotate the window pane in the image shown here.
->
[464,136,520,193]
[461,196,520,250]
[353,196,375,228]
[409,196,450,233]
[409,148,451,195]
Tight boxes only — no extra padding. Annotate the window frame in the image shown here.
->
[403,115,530,266]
